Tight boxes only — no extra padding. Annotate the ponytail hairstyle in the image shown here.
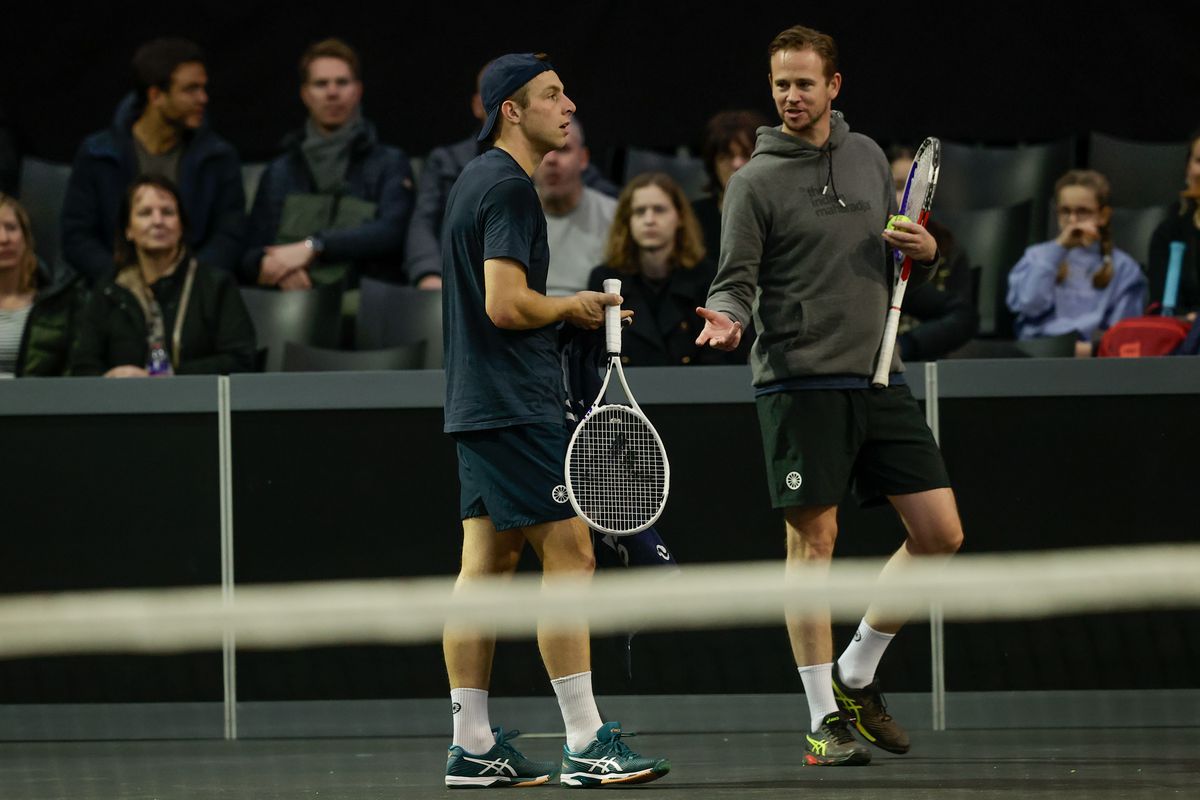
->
[1054,170,1113,290]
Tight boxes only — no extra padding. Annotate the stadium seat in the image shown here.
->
[937,201,1033,338]
[623,147,708,200]
[241,162,268,212]
[281,341,426,372]
[936,139,1074,243]
[356,277,443,368]
[1108,205,1172,269]
[240,282,343,372]
[17,157,72,272]
[1014,332,1078,358]
[1088,133,1189,209]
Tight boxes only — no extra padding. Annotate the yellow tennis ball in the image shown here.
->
[887,214,912,231]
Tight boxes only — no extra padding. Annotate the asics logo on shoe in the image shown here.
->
[806,735,827,756]
[574,756,624,773]
[832,683,864,715]
[462,756,517,776]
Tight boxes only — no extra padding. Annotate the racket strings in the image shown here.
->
[901,170,932,218]
[901,142,939,218]
[568,406,667,534]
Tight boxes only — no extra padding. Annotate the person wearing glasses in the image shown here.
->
[1006,169,1146,356]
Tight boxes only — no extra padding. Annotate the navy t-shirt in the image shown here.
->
[442,148,563,433]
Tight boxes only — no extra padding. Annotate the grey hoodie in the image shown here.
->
[707,112,931,387]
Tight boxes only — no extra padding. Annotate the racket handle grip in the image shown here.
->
[603,278,622,355]
[1163,241,1186,316]
[872,311,900,388]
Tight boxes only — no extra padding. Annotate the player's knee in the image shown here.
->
[938,526,964,555]
[909,524,963,556]
[458,551,521,581]
[786,523,838,561]
[575,548,597,575]
[545,545,594,576]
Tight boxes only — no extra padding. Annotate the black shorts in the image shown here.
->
[455,422,577,532]
[755,385,950,509]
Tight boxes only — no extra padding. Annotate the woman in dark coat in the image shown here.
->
[588,172,743,366]
[71,175,255,376]
[1147,128,1200,316]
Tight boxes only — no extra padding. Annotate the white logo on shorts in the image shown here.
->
[785,471,803,491]
[552,485,570,504]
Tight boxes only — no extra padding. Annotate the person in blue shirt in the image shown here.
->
[1007,170,1146,355]
[440,53,669,789]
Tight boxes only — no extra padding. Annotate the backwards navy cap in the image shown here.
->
[477,53,555,143]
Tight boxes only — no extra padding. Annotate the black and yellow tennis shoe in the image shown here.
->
[832,666,911,754]
[804,712,871,766]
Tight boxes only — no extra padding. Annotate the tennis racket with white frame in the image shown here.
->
[565,279,670,536]
[871,136,941,388]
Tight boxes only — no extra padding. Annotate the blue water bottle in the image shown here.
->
[147,345,175,377]
[1162,241,1186,316]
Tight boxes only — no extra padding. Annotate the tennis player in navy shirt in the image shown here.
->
[440,53,670,788]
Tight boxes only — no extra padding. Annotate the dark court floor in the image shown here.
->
[2,729,1197,800]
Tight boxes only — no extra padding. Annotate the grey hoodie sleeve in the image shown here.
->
[705,176,767,328]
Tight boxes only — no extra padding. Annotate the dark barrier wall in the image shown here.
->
[4,3,1198,163]
[0,413,224,703]
[1,366,1197,704]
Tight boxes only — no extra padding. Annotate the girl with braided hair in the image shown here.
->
[1006,169,1146,355]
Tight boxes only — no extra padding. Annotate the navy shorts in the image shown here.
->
[454,422,578,532]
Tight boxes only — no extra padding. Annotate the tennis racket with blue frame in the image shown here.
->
[872,136,941,388]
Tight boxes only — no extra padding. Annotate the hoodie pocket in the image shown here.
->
[788,292,867,349]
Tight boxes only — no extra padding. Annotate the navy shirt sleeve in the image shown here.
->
[481,178,541,270]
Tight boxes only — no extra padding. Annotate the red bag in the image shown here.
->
[1097,317,1191,358]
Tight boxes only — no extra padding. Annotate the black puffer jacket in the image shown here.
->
[14,260,88,376]
[71,258,256,375]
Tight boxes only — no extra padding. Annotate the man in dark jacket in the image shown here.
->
[60,38,246,286]
[241,38,414,289]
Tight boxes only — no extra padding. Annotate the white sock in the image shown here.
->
[451,687,495,754]
[837,619,896,689]
[797,663,839,732]
[551,671,604,752]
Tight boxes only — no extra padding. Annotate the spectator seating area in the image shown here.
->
[12,133,1191,370]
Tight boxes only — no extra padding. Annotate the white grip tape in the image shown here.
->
[872,279,909,388]
[873,310,901,387]
[603,278,622,355]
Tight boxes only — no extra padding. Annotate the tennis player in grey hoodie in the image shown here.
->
[698,24,964,767]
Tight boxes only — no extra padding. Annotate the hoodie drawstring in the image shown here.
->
[820,144,846,208]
